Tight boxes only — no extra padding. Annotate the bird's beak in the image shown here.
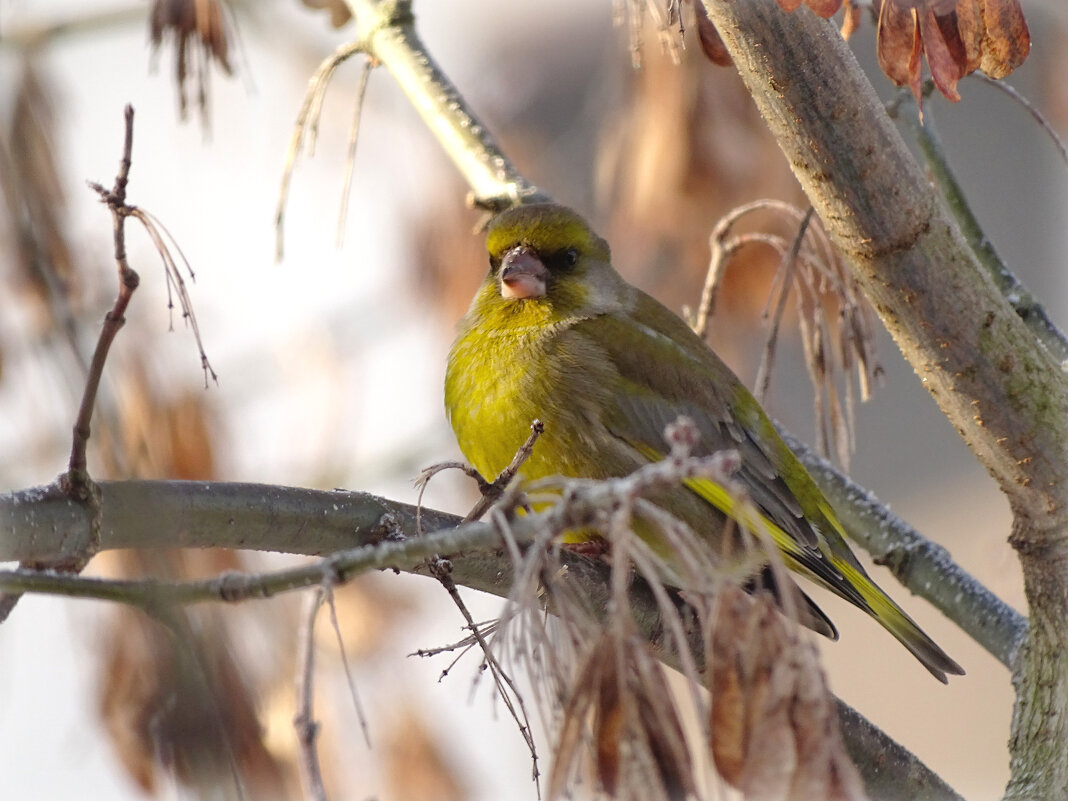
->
[499,246,548,300]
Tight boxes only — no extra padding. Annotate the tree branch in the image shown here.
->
[887,91,1068,365]
[701,0,1068,518]
[699,2,1068,797]
[0,478,960,800]
[346,0,549,211]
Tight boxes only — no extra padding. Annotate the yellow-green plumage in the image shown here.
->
[445,202,964,683]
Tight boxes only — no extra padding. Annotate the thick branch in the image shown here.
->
[348,0,548,209]
[701,0,1068,524]
[0,478,962,800]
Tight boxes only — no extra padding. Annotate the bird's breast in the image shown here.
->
[445,320,611,483]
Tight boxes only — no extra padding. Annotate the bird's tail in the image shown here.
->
[679,470,965,681]
[832,559,965,684]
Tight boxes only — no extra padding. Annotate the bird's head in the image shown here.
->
[479,203,618,320]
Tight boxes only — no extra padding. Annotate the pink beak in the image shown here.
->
[500,246,548,299]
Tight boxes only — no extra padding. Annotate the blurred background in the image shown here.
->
[1,0,1066,798]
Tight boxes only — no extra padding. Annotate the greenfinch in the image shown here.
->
[445,202,963,682]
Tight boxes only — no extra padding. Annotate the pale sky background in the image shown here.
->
[1,1,1067,799]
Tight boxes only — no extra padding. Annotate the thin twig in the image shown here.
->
[692,215,731,338]
[426,556,541,791]
[414,421,547,789]
[275,39,364,260]
[0,104,143,618]
[753,207,814,403]
[413,460,485,537]
[414,419,543,537]
[323,585,372,748]
[347,0,546,211]
[294,587,328,801]
[73,104,140,486]
[974,75,1068,168]
[128,207,217,386]
[463,419,544,522]
[693,200,877,464]
[336,58,375,249]
[693,199,804,338]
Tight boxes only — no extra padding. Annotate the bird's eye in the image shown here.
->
[565,248,578,266]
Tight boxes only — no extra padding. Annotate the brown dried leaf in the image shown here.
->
[0,60,78,333]
[150,0,234,122]
[803,0,845,19]
[709,642,746,783]
[877,0,923,103]
[876,0,1028,102]
[385,708,467,801]
[301,0,353,28]
[954,0,984,75]
[97,580,287,797]
[594,656,625,794]
[977,0,1030,79]
[694,1,733,66]
[840,0,862,40]
[919,9,967,103]
[708,587,869,801]
[549,633,695,801]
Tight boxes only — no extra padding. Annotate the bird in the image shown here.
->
[444,202,964,682]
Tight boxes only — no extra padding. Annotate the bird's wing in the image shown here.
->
[574,297,869,608]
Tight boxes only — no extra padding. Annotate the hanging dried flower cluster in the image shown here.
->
[149,0,233,123]
[874,0,1030,102]
[694,0,1030,103]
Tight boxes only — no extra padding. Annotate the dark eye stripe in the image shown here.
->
[544,247,578,272]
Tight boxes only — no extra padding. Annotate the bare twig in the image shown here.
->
[973,75,1068,169]
[73,104,140,487]
[411,619,499,677]
[323,585,372,748]
[693,200,809,338]
[336,58,375,248]
[693,200,879,465]
[414,418,543,540]
[413,460,486,538]
[413,419,547,789]
[426,557,542,790]
[753,207,814,403]
[463,419,544,523]
[2,104,147,620]
[294,587,328,801]
[275,39,364,260]
[691,212,732,338]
